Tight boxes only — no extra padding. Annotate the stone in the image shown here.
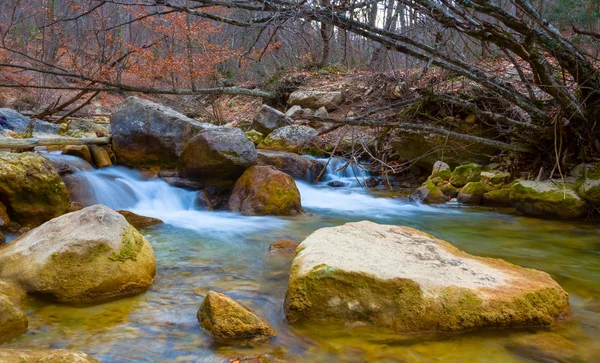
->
[252,105,287,135]
[439,182,460,198]
[0,294,28,343]
[314,106,328,118]
[465,114,477,125]
[431,161,451,181]
[0,152,70,227]
[110,97,215,168]
[457,182,491,205]
[301,108,314,118]
[197,291,276,340]
[327,180,346,188]
[0,205,156,304]
[89,145,112,168]
[576,162,600,206]
[480,170,511,185]
[178,127,258,187]
[245,130,264,145]
[195,188,229,210]
[287,90,342,110]
[117,210,163,228]
[481,188,511,207]
[229,166,301,216]
[0,108,61,136]
[450,164,482,188]
[258,125,319,154]
[285,105,302,118]
[0,201,10,229]
[0,350,99,363]
[506,332,584,363]
[0,280,27,305]
[269,240,300,255]
[409,182,447,204]
[284,221,570,333]
[257,150,325,182]
[510,180,590,219]
[63,145,93,165]
[66,119,109,138]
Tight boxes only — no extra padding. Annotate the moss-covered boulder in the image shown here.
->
[457,182,491,205]
[178,127,258,187]
[480,170,511,186]
[257,149,325,182]
[509,180,590,219]
[0,205,156,304]
[439,182,460,198]
[450,164,482,188]
[0,349,99,362]
[0,294,28,343]
[481,188,511,207]
[117,210,163,228]
[431,161,451,181]
[198,291,276,340]
[258,125,319,154]
[229,166,301,216]
[0,152,70,227]
[409,182,447,204]
[576,162,600,206]
[245,130,264,145]
[284,221,570,333]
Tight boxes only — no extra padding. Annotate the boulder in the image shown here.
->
[431,161,451,181]
[509,180,590,219]
[66,119,109,138]
[284,221,570,333]
[314,106,328,118]
[178,127,258,186]
[0,294,28,343]
[482,188,511,207]
[117,210,163,228]
[245,130,264,145]
[229,166,301,216]
[287,90,342,110]
[0,280,27,305]
[450,164,482,188]
[0,350,99,363]
[195,188,229,211]
[439,182,460,198]
[285,105,302,118]
[409,182,447,204]
[89,145,112,168]
[252,105,287,135]
[63,145,93,165]
[480,170,511,186]
[258,125,319,154]
[197,291,276,340]
[257,150,325,182]
[269,240,300,255]
[0,205,156,304]
[457,182,491,205]
[0,108,61,136]
[576,162,600,206]
[110,97,215,168]
[0,152,70,227]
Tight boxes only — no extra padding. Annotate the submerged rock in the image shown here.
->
[178,127,258,187]
[117,210,163,228]
[284,221,570,333]
[287,90,342,110]
[457,182,491,205]
[0,205,156,304]
[0,152,70,227]
[576,162,600,206]
[229,166,301,216]
[0,349,99,363]
[258,125,319,154]
[506,332,584,363]
[269,239,300,255]
[409,182,447,204]
[110,97,215,168]
[510,180,590,219]
[0,294,28,343]
[257,149,325,182]
[197,291,276,340]
[450,164,482,188]
[252,105,287,135]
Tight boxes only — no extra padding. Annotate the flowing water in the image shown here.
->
[4,155,600,362]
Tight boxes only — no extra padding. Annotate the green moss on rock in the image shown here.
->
[450,164,482,188]
[576,162,600,206]
[409,182,447,204]
[509,180,590,219]
[457,182,491,205]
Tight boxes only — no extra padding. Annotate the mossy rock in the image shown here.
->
[0,294,28,343]
[258,125,319,154]
[450,164,482,188]
[229,166,301,216]
[481,188,511,207]
[480,170,511,186]
[285,221,570,334]
[509,180,590,219]
[198,291,276,340]
[431,161,451,181]
[439,182,460,198]
[245,130,265,145]
[0,205,156,304]
[457,182,491,205]
[409,182,447,204]
[0,152,70,227]
[576,162,600,206]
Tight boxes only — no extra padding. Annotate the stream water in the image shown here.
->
[4,155,600,362]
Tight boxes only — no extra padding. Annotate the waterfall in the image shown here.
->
[311,157,370,187]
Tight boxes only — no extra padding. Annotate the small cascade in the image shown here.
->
[313,157,370,187]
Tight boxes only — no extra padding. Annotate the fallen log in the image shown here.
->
[0,137,109,148]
